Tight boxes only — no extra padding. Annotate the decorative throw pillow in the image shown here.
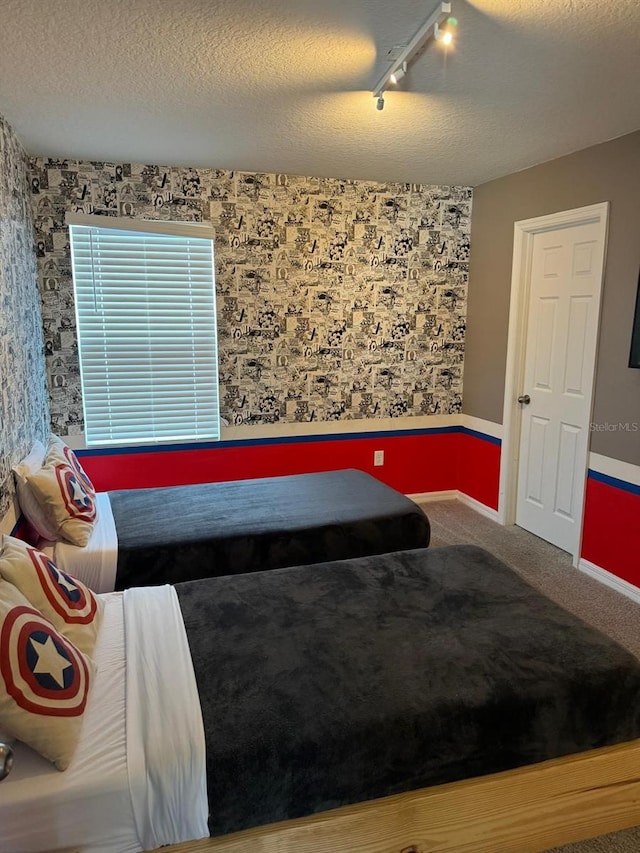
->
[0,535,103,657]
[48,435,96,498]
[0,579,94,770]
[12,440,58,541]
[25,435,98,546]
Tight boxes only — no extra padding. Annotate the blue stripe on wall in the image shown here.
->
[75,425,503,457]
[588,469,640,497]
[76,426,460,456]
[459,427,502,446]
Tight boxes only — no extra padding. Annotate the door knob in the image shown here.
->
[518,394,531,405]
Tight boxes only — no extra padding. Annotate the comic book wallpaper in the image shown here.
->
[0,116,49,519]
[29,159,471,435]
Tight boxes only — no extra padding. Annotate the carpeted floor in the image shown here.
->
[416,498,640,853]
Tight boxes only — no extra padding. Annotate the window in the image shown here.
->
[68,214,220,447]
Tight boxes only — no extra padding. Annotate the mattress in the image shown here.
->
[110,469,431,589]
[174,544,640,837]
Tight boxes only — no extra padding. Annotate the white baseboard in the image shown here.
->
[456,491,501,522]
[578,558,640,605]
[407,491,457,503]
[406,489,500,522]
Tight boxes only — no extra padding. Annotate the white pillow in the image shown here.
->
[12,440,45,476]
[12,441,58,540]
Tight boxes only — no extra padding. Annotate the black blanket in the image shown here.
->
[175,545,640,837]
[110,469,430,589]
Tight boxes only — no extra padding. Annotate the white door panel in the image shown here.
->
[523,415,548,506]
[554,422,580,518]
[563,296,591,395]
[515,219,606,553]
[532,297,557,390]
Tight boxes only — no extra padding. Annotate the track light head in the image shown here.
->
[434,18,456,46]
[389,62,407,85]
[376,95,385,111]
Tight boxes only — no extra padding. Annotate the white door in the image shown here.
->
[515,215,607,553]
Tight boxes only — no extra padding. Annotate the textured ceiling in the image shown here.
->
[0,0,639,186]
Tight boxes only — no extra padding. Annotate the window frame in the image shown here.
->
[67,212,220,448]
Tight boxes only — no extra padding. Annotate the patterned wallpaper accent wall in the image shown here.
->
[29,159,471,436]
[0,116,49,518]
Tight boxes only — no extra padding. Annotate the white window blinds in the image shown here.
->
[68,215,220,447]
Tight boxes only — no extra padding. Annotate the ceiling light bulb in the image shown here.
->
[434,22,454,46]
[390,62,407,85]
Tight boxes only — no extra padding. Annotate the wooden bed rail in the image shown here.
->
[166,739,640,853]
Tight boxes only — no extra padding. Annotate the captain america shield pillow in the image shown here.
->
[24,435,98,547]
[0,580,94,770]
[0,535,103,657]
[47,434,96,499]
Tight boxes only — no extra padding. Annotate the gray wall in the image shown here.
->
[0,115,49,517]
[31,160,471,437]
[464,130,640,466]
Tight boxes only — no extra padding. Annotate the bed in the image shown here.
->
[2,544,640,853]
[45,469,432,592]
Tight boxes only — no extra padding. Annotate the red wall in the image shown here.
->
[78,430,461,495]
[581,476,640,588]
[79,427,503,504]
[457,431,501,510]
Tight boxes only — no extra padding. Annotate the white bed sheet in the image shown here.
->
[41,491,119,593]
[124,586,208,849]
[0,592,138,853]
[0,587,208,853]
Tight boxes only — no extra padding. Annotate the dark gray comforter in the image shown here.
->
[175,545,640,837]
[110,469,430,589]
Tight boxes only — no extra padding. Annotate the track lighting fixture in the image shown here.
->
[372,1,455,108]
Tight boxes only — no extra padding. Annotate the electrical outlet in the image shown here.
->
[374,450,384,466]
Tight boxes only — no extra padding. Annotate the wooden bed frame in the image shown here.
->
[166,739,640,853]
